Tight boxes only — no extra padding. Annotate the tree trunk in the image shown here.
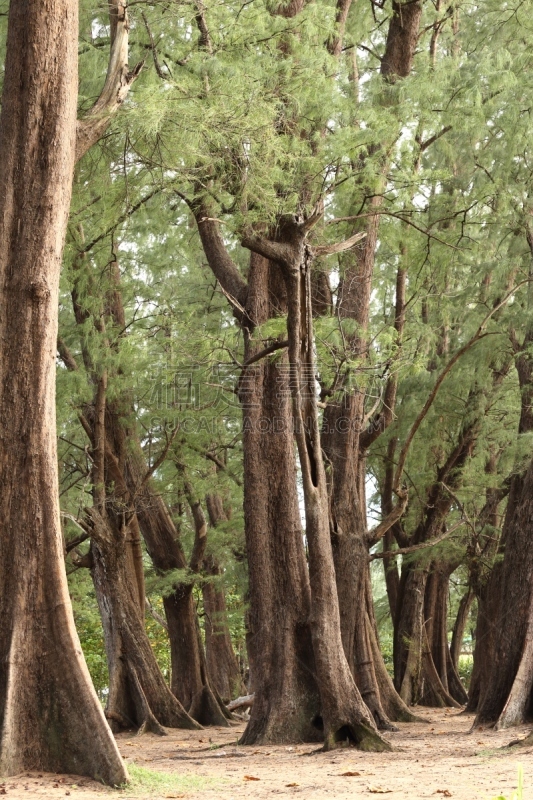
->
[423,565,468,705]
[276,225,390,751]
[450,588,473,670]
[475,466,533,727]
[203,495,246,702]
[0,0,126,783]
[88,509,200,734]
[474,335,533,727]
[239,253,322,745]
[120,437,229,726]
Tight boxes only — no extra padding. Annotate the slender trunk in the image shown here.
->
[450,588,473,670]
[88,509,200,733]
[69,254,227,726]
[0,1,126,783]
[120,438,229,726]
[203,495,246,702]
[423,565,468,705]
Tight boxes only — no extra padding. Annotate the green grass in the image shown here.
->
[118,763,224,796]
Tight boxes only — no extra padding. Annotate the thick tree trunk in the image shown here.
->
[239,253,322,745]
[474,339,533,727]
[475,466,533,727]
[0,1,126,783]
[88,509,200,734]
[280,230,390,751]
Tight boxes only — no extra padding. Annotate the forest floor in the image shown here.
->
[1,708,532,799]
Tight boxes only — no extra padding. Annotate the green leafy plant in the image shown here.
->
[491,766,523,800]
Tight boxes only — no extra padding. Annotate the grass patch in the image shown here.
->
[119,763,223,796]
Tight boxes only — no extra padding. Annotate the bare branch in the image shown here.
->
[313,230,367,256]
[242,339,289,368]
[369,519,466,562]
[366,487,408,547]
[241,233,294,269]
[76,1,143,162]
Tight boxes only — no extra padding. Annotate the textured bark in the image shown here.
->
[423,566,468,705]
[241,224,390,751]
[68,251,227,727]
[239,253,321,745]
[0,0,126,783]
[475,467,533,727]
[120,440,229,726]
[393,420,477,707]
[474,336,533,727]
[318,1,420,727]
[88,509,200,734]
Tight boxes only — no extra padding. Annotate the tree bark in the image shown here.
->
[203,495,246,703]
[474,332,533,727]
[450,589,473,670]
[0,0,126,783]
[88,508,200,734]
[244,223,391,751]
[68,252,228,728]
[475,466,533,727]
[238,253,322,745]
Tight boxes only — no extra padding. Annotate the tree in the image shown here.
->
[0,0,126,783]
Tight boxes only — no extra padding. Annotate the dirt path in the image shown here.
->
[1,709,530,799]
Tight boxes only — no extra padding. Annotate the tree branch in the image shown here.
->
[76,1,143,162]
[366,486,408,547]
[313,230,367,256]
[369,518,465,562]
[393,280,529,491]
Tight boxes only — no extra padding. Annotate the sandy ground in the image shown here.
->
[1,708,531,799]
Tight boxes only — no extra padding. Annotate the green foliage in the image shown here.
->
[491,767,524,800]
[120,763,221,794]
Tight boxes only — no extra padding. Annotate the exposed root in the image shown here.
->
[322,723,393,753]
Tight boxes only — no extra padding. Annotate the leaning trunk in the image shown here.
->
[0,0,126,783]
[88,509,200,734]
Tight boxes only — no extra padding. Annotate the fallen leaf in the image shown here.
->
[341,771,361,777]
[368,785,392,794]
[435,791,452,797]
[286,783,299,787]
[244,775,260,781]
